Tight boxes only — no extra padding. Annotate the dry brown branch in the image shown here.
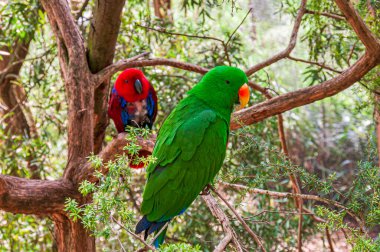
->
[326,227,335,252]
[137,24,233,65]
[276,113,304,251]
[210,186,266,252]
[96,58,209,85]
[347,40,358,66]
[231,54,379,130]
[213,233,233,252]
[245,0,307,76]
[202,194,243,252]
[305,10,345,20]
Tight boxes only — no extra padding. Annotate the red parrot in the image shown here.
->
[108,68,158,168]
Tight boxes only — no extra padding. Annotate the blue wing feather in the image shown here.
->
[146,91,155,117]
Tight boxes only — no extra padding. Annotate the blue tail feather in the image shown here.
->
[135,215,170,248]
[135,216,151,234]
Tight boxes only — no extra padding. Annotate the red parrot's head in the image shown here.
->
[114,68,151,102]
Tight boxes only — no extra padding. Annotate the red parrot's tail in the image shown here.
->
[129,150,150,169]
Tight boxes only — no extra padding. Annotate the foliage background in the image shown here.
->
[0,0,379,251]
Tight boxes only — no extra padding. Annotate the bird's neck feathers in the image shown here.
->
[187,84,234,121]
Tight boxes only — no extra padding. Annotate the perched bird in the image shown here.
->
[108,68,157,168]
[135,66,250,247]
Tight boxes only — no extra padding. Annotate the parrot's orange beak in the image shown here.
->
[238,84,250,110]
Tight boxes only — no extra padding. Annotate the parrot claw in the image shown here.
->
[200,184,212,195]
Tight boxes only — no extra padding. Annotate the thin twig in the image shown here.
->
[245,0,307,76]
[111,216,156,251]
[95,57,208,86]
[210,186,267,252]
[94,52,151,86]
[305,10,345,21]
[109,216,127,252]
[213,233,232,252]
[149,221,169,246]
[202,194,243,252]
[75,0,90,21]
[226,8,252,46]
[347,40,358,66]
[127,186,140,212]
[136,23,224,43]
[325,227,335,252]
[277,113,304,252]
[137,23,233,65]
[287,55,342,73]
[0,48,53,76]
[223,8,252,65]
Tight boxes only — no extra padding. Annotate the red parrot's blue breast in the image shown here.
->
[108,86,157,133]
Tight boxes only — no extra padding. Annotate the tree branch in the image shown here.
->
[87,0,126,154]
[231,54,379,130]
[202,194,243,252]
[40,0,86,64]
[213,233,232,252]
[334,0,380,55]
[210,186,266,252]
[111,215,156,251]
[95,58,209,85]
[287,55,342,73]
[72,133,155,185]
[305,10,345,21]
[0,176,77,215]
[74,0,90,21]
[245,0,307,76]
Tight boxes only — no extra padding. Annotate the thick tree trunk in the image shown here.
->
[53,214,95,252]
[88,0,126,154]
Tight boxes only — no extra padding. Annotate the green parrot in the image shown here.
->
[135,66,250,247]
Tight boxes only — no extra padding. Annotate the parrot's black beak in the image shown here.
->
[134,79,143,94]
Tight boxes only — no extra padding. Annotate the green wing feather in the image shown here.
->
[141,96,229,222]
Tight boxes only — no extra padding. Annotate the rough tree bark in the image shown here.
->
[88,0,126,154]
[0,0,379,251]
[40,0,95,250]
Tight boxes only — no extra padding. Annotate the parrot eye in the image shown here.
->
[124,80,129,84]
[225,80,230,84]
